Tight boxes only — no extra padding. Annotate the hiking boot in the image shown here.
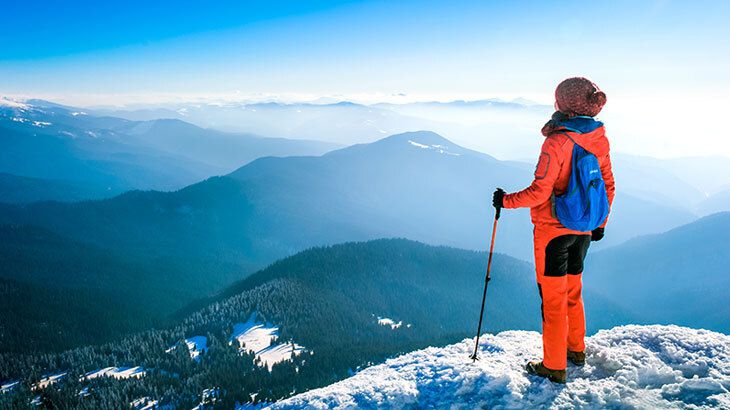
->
[567,350,585,366]
[526,361,566,383]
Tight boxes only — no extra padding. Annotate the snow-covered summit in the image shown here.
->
[0,97,29,109]
[271,325,730,409]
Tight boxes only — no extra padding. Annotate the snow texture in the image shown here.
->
[1,381,19,394]
[81,366,146,380]
[231,314,305,371]
[32,372,67,391]
[407,140,461,156]
[130,396,159,410]
[271,325,730,409]
[0,98,28,109]
[378,317,404,330]
[186,336,208,361]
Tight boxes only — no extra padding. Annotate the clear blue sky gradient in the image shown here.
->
[2,0,728,97]
[1,0,729,157]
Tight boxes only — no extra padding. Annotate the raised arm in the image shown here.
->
[503,138,562,209]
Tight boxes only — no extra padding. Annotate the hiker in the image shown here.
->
[492,77,615,383]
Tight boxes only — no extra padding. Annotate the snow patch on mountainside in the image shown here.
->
[408,140,461,156]
[231,314,306,371]
[31,372,67,391]
[0,98,28,109]
[130,396,158,410]
[186,336,208,361]
[378,317,403,329]
[1,381,19,394]
[81,366,146,381]
[271,325,730,409]
[376,316,411,330]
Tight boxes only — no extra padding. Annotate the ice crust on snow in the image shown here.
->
[271,325,730,409]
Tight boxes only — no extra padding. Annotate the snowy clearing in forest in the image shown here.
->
[377,317,402,329]
[1,381,19,394]
[165,336,208,360]
[81,366,146,381]
[185,336,208,360]
[31,372,67,391]
[272,325,730,409]
[231,314,305,371]
[130,396,158,409]
[378,316,413,330]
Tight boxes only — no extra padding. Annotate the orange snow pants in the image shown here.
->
[533,226,591,370]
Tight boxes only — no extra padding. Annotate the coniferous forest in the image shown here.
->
[1,239,552,408]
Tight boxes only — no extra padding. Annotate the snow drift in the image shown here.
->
[271,325,730,409]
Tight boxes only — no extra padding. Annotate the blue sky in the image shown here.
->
[2,0,728,99]
[1,0,729,156]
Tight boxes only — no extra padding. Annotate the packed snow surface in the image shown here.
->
[271,325,730,409]
[231,314,305,371]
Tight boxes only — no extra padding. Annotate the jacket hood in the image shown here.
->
[554,116,603,134]
[545,115,609,157]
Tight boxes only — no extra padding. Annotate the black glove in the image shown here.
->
[492,188,505,209]
[591,227,605,242]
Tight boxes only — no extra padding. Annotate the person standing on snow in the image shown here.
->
[492,77,615,383]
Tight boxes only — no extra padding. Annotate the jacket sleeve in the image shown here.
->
[503,138,562,209]
[599,152,615,228]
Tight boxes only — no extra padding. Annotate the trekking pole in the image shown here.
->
[470,204,501,362]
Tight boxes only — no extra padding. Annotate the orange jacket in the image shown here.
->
[503,125,615,233]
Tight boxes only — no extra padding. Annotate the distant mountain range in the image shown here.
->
[586,212,730,333]
[612,153,730,213]
[0,97,727,407]
[698,188,730,215]
[96,99,554,158]
[0,99,336,202]
[0,130,692,267]
[0,130,708,356]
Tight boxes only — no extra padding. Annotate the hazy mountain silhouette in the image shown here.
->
[586,212,730,333]
[0,100,334,202]
[0,131,697,274]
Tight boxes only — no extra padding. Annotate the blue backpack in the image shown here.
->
[554,137,610,232]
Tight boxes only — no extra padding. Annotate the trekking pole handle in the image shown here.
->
[495,205,502,220]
